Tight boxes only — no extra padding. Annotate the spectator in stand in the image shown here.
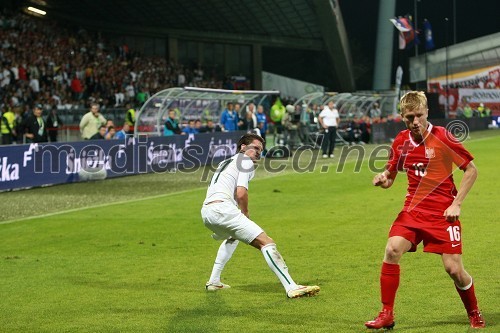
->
[164,109,183,136]
[114,89,125,107]
[1,105,16,145]
[14,105,30,143]
[247,102,256,115]
[235,103,245,120]
[90,125,106,140]
[18,63,27,81]
[45,106,63,142]
[310,103,321,128]
[240,110,258,134]
[105,126,116,139]
[70,75,83,101]
[477,103,487,118]
[220,102,239,132]
[236,103,246,130]
[256,105,267,138]
[483,105,491,117]
[298,103,312,144]
[1,64,12,88]
[183,119,199,134]
[360,115,371,144]
[255,105,268,154]
[194,119,203,132]
[455,102,465,119]
[464,103,473,118]
[105,119,115,133]
[0,11,229,124]
[136,88,148,105]
[369,102,381,119]
[114,123,129,140]
[177,70,186,86]
[199,119,221,133]
[79,103,106,140]
[29,75,40,98]
[125,81,135,102]
[125,103,136,134]
[346,116,363,145]
[24,104,48,143]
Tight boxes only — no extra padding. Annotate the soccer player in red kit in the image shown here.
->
[365,91,485,330]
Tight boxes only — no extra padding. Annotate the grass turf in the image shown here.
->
[0,130,499,332]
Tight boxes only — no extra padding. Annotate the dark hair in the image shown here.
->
[237,133,265,152]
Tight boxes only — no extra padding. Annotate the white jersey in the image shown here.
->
[319,106,339,127]
[204,153,255,207]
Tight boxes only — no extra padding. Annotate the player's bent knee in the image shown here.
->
[384,245,403,262]
[444,264,462,278]
[250,233,274,249]
[442,254,466,279]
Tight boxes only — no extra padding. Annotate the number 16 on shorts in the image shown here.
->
[447,225,461,242]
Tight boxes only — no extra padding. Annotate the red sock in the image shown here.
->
[455,281,478,313]
[380,262,400,311]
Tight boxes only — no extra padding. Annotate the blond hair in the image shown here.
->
[399,91,427,115]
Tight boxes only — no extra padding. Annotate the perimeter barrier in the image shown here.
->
[0,131,244,191]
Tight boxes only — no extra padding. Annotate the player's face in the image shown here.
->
[242,139,263,162]
[402,106,428,139]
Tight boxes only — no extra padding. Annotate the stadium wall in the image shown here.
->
[0,132,243,192]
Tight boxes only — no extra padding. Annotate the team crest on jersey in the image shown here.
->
[425,147,435,159]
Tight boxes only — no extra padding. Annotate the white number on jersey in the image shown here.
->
[413,162,427,177]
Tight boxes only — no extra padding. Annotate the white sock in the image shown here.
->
[261,243,298,292]
[208,239,239,284]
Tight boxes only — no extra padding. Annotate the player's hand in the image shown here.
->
[373,173,388,187]
[443,204,460,222]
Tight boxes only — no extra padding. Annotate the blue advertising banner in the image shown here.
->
[0,131,244,191]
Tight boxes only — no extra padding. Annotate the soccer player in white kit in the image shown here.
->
[201,133,320,298]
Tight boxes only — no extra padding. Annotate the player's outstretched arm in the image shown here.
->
[443,161,478,222]
[373,170,397,189]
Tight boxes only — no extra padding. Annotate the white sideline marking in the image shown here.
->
[0,188,205,225]
[0,166,294,225]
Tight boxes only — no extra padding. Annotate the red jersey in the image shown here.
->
[386,123,474,214]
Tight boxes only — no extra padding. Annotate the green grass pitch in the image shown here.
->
[0,130,499,332]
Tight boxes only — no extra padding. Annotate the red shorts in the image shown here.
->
[389,210,462,254]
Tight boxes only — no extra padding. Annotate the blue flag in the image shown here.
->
[423,19,435,50]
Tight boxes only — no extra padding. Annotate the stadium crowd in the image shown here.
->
[0,11,406,146]
[0,10,228,143]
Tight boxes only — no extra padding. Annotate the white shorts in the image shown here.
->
[201,201,264,244]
